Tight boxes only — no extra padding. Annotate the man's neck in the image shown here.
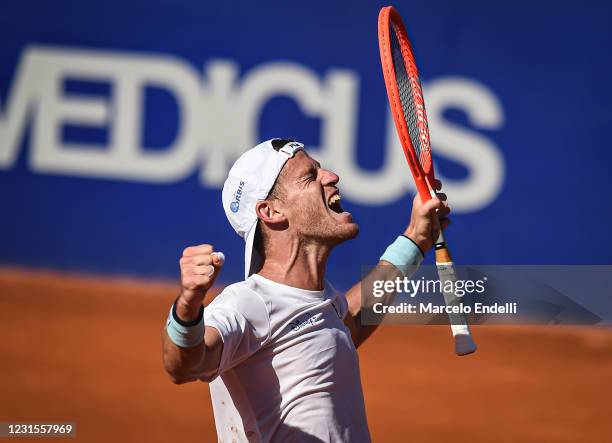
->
[257,237,330,291]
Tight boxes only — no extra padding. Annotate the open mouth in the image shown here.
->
[328,193,344,214]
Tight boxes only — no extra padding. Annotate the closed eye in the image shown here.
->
[298,165,319,185]
[298,174,316,187]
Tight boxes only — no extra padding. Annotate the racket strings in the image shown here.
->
[389,22,432,176]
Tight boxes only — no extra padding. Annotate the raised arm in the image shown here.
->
[162,244,225,384]
[343,190,450,348]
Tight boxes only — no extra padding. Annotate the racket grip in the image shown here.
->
[434,241,452,263]
[433,217,454,264]
[434,229,477,356]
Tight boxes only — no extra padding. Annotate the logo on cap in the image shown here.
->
[231,181,246,213]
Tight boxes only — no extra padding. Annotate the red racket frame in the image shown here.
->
[378,5,435,202]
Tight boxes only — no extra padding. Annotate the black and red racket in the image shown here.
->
[378,6,476,355]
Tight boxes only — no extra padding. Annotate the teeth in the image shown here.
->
[328,194,341,206]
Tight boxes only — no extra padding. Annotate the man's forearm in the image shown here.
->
[162,294,209,384]
[345,234,425,347]
[162,330,207,384]
[162,299,224,384]
[345,260,411,347]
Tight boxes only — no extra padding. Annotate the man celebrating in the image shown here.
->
[162,139,450,442]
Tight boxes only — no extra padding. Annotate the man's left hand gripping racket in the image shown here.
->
[378,6,476,356]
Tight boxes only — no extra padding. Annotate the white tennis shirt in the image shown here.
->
[203,273,371,442]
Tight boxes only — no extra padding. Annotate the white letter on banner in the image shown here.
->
[0,47,47,169]
[199,60,246,186]
[29,46,201,182]
[424,77,505,212]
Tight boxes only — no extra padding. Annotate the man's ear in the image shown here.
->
[255,200,287,226]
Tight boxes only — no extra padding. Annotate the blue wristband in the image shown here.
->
[166,302,205,348]
[380,235,424,277]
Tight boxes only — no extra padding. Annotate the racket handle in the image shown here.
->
[434,228,477,356]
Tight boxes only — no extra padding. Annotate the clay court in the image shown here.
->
[1,267,611,442]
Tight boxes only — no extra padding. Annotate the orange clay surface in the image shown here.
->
[1,267,612,442]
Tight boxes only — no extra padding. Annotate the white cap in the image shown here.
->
[222,139,304,278]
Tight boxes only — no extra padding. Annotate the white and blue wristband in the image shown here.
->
[380,235,424,276]
[166,298,205,348]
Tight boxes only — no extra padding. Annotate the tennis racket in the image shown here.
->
[378,5,477,355]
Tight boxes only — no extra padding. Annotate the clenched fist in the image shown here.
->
[176,244,225,322]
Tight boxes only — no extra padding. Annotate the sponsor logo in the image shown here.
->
[230,181,245,213]
[289,313,317,331]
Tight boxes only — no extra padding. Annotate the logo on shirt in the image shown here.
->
[289,313,317,331]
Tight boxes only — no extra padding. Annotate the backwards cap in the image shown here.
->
[221,139,304,278]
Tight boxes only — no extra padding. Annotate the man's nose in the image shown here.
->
[320,168,339,186]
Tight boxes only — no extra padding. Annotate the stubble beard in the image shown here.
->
[294,200,359,248]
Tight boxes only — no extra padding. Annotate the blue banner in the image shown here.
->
[1,1,611,288]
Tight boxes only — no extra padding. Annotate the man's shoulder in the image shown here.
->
[324,279,347,303]
[324,279,349,319]
[209,279,268,313]
[207,279,270,339]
